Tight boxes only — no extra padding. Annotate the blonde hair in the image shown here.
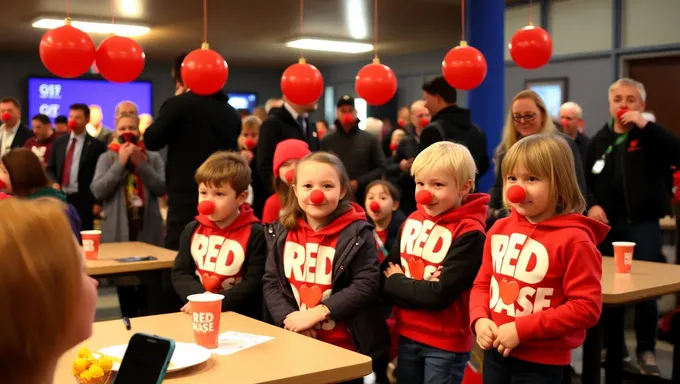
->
[280,152,352,229]
[195,151,251,194]
[411,141,477,192]
[364,117,384,137]
[391,128,407,141]
[501,134,585,214]
[242,115,262,130]
[498,90,555,156]
[0,199,82,380]
[410,100,426,113]
[115,111,140,128]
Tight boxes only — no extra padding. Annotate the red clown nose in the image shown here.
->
[310,190,325,205]
[0,112,11,122]
[342,113,354,125]
[397,118,405,128]
[561,118,569,128]
[419,117,431,127]
[68,119,78,130]
[389,142,398,151]
[415,190,433,205]
[284,169,295,184]
[197,200,216,215]
[369,201,381,213]
[506,185,526,204]
[616,108,629,121]
[244,139,256,150]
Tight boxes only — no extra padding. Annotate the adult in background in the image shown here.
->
[321,95,386,203]
[264,97,283,114]
[87,104,113,143]
[46,103,107,230]
[0,97,34,156]
[115,100,139,119]
[419,76,490,190]
[257,96,320,194]
[560,101,590,164]
[54,115,69,134]
[586,78,680,376]
[24,113,58,167]
[391,100,431,215]
[139,113,153,134]
[144,53,241,250]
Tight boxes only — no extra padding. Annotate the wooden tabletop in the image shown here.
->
[602,257,680,304]
[86,242,176,276]
[55,312,372,384]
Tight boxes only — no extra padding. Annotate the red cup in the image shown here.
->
[188,293,224,349]
[81,230,101,260]
[612,241,635,274]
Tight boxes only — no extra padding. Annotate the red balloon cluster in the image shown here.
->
[442,42,488,91]
[39,21,95,78]
[355,60,398,106]
[182,46,229,95]
[281,59,324,106]
[95,35,146,83]
[509,25,553,69]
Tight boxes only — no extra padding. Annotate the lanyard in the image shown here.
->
[373,230,389,257]
[601,132,628,158]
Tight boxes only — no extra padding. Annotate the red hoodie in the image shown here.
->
[283,202,367,351]
[191,204,260,293]
[390,193,488,353]
[469,210,609,365]
[262,193,282,224]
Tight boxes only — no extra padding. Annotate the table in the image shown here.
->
[55,312,372,383]
[581,258,680,384]
[87,242,176,276]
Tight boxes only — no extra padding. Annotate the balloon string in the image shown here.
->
[373,0,378,60]
[110,0,115,24]
[460,0,465,41]
[203,0,208,43]
[300,0,304,59]
[529,0,533,25]
[66,0,70,18]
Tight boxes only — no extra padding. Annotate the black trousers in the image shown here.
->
[66,192,94,231]
[164,198,198,251]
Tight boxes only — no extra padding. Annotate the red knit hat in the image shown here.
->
[273,139,311,178]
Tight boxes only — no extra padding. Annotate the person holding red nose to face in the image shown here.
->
[559,101,590,166]
[46,104,107,231]
[321,96,386,204]
[261,139,311,224]
[471,134,608,384]
[0,97,34,157]
[381,141,487,384]
[585,78,680,376]
[263,151,390,384]
[172,152,266,320]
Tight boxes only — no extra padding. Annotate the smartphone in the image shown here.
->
[115,256,158,263]
[113,333,175,384]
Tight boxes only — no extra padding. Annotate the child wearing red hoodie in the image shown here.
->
[381,141,487,384]
[172,151,266,320]
[261,139,311,224]
[263,151,390,384]
[469,134,608,383]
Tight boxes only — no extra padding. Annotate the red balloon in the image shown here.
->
[95,35,145,83]
[415,190,433,205]
[506,185,526,204]
[355,62,398,106]
[182,48,229,95]
[281,61,324,106]
[509,25,553,69]
[197,200,216,216]
[310,190,325,205]
[442,44,488,91]
[39,24,95,78]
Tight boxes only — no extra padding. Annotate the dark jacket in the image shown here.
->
[263,220,390,359]
[172,219,266,319]
[321,122,386,203]
[6,122,34,149]
[585,121,680,222]
[392,133,421,215]
[369,209,407,262]
[419,105,490,190]
[144,91,241,205]
[574,131,590,169]
[257,106,320,194]
[489,132,587,211]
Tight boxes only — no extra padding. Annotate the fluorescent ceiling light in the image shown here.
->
[286,38,373,54]
[32,18,150,37]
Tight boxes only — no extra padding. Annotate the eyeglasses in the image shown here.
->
[512,113,537,123]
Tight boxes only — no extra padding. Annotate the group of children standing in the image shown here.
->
[171,132,608,384]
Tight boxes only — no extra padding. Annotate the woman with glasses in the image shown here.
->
[487,90,587,224]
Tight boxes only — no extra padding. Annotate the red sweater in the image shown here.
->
[262,194,282,224]
[384,194,488,352]
[24,133,58,166]
[469,210,609,365]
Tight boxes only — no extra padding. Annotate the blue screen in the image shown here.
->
[27,77,153,129]
[227,93,257,112]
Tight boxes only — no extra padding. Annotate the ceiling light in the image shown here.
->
[286,38,373,54]
[32,18,150,37]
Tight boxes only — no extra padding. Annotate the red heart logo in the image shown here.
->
[408,258,425,280]
[202,273,222,293]
[298,285,323,309]
[499,278,520,305]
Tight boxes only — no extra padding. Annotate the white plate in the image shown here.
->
[97,342,211,373]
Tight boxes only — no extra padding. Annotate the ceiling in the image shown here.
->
[0,0,529,67]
